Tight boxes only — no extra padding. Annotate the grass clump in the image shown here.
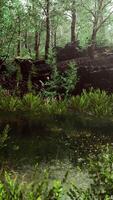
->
[0,87,113,118]
[45,98,68,116]
[69,89,113,117]
[20,93,44,114]
[0,87,20,112]
[0,96,20,112]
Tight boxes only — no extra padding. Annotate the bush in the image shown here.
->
[0,95,20,112]
[45,98,67,116]
[68,145,113,200]
[0,170,63,200]
[20,93,45,115]
[0,87,113,118]
[43,60,78,98]
[70,89,113,117]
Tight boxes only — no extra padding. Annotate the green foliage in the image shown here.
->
[47,180,63,200]
[0,88,113,118]
[0,171,22,200]
[0,95,20,112]
[20,93,44,114]
[43,60,78,98]
[45,98,67,116]
[1,0,113,58]
[70,89,112,117]
[68,145,113,200]
[64,61,78,96]
[88,145,113,198]
[68,185,91,200]
[0,145,113,199]
[47,50,57,67]
[0,170,63,200]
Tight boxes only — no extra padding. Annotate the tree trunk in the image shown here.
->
[24,31,28,50]
[35,31,40,60]
[71,1,76,43]
[45,0,50,60]
[90,29,97,59]
[17,17,21,57]
[53,31,57,48]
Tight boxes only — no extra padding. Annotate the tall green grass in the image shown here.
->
[69,89,113,117]
[0,88,113,118]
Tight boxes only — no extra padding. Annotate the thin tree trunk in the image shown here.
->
[35,31,40,60]
[24,30,28,49]
[45,0,50,60]
[90,29,97,59]
[17,17,21,56]
[53,31,57,48]
[71,1,76,43]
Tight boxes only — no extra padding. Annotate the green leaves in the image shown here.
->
[0,145,113,199]
[0,170,63,200]
[20,93,43,113]
[0,95,21,112]
[0,87,113,118]
[68,145,113,200]
[70,88,113,117]
[43,60,78,98]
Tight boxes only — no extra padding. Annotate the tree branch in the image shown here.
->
[96,10,113,32]
[80,0,96,18]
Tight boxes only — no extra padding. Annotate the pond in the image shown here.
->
[0,113,113,192]
[0,113,113,166]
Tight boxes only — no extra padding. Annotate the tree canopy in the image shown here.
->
[1,0,113,60]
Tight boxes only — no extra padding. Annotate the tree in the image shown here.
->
[45,0,50,60]
[59,0,78,43]
[1,0,113,61]
[71,0,77,43]
[81,0,113,58]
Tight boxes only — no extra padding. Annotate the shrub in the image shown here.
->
[63,61,78,96]
[45,98,67,116]
[68,145,113,200]
[70,89,112,117]
[0,96,20,112]
[0,171,22,200]
[0,170,63,200]
[43,60,78,98]
[87,89,112,116]
[69,93,90,113]
[0,87,113,118]
[20,93,45,115]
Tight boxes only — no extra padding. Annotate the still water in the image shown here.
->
[0,114,113,167]
[0,115,113,197]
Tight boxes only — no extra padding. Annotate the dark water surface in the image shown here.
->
[0,113,113,169]
[0,114,113,197]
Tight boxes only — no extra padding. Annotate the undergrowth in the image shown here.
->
[0,145,113,199]
[0,88,113,118]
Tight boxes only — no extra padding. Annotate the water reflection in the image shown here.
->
[0,119,113,168]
